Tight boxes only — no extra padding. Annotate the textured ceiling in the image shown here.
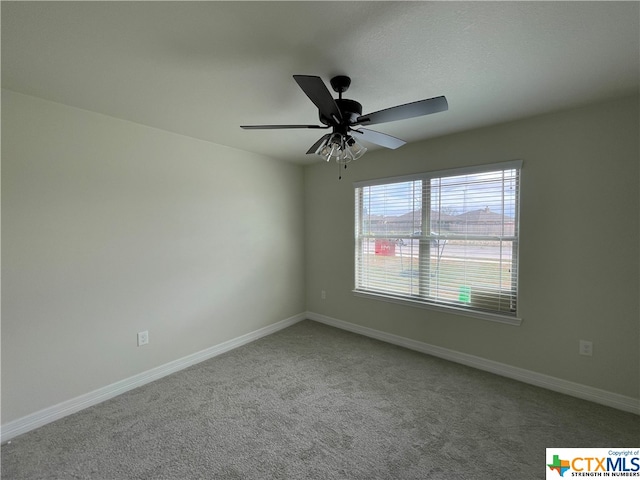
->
[2,2,639,164]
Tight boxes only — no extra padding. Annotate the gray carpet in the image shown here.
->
[2,320,638,479]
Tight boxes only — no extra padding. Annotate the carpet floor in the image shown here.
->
[2,320,638,479]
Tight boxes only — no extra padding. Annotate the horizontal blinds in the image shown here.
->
[360,180,423,236]
[355,162,520,316]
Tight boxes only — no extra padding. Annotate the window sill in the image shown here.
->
[352,290,523,326]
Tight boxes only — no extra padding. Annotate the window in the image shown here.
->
[354,160,521,324]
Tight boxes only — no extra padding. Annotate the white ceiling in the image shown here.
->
[2,1,639,164]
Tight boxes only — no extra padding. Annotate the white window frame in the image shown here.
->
[354,160,522,326]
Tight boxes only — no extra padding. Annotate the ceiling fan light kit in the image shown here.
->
[315,133,367,163]
[241,75,447,177]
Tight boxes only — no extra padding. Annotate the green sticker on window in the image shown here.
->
[459,286,471,303]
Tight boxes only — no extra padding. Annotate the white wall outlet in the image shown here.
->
[321,290,326,300]
[579,340,593,356]
[137,330,149,347]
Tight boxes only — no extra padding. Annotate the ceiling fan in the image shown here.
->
[241,75,448,165]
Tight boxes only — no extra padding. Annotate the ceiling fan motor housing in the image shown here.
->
[320,98,362,127]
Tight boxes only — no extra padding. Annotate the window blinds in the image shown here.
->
[355,160,521,317]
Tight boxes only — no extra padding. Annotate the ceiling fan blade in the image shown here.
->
[351,128,406,150]
[241,124,329,130]
[357,96,448,126]
[306,133,331,154]
[293,75,343,124]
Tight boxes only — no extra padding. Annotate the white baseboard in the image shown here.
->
[3,311,636,443]
[0,313,306,443]
[306,311,640,415]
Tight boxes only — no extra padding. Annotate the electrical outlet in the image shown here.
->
[579,340,592,356]
[137,330,149,347]
[321,290,326,300]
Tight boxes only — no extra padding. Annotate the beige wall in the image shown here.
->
[1,90,305,423]
[305,95,639,399]
[2,90,638,426]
